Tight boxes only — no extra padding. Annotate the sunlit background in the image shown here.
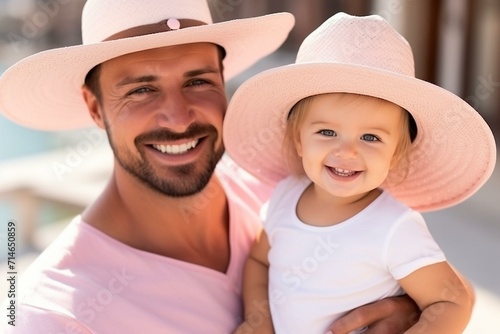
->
[0,0,499,332]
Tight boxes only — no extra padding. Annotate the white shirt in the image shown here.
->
[265,176,446,334]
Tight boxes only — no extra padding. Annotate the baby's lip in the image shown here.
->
[327,166,361,177]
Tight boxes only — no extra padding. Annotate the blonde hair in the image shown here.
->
[283,93,415,181]
[390,108,413,184]
[283,96,314,175]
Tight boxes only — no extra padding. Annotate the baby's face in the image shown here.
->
[295,93,405,199]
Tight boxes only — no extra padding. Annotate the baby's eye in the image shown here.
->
[361,134,380,142]
[319,129,336,137]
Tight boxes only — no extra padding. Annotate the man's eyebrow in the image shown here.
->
[115,66,220,87]
[184,66,221,78]
[116,75,158,87]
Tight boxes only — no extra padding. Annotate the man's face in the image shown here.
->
[91,43,227,197]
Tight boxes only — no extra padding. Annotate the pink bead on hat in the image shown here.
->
[223,12,496,212]
[0,0,294,130]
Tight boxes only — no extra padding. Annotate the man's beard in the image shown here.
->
[105,122,224,197]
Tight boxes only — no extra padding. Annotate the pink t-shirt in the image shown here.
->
[2,156,272,333]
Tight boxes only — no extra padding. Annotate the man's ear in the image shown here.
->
[82,86,105,129]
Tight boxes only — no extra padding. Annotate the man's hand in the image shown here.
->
[326,295,420,334]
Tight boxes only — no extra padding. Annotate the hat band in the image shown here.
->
[104,18,207,41]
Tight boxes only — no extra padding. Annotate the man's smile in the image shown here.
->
[151,139,200,155]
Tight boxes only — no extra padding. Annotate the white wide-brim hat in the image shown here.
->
[223,12,496,212]
[0,0,294,130]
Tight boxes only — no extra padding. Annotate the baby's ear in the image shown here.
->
[82,86,105,129]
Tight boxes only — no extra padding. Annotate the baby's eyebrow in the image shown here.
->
[367,127,392,135]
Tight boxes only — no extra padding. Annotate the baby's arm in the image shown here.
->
[234,230,274,334]
[399,261,474,333]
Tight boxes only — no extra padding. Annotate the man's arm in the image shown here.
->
[326,265,475,334]
[326,295,420,334]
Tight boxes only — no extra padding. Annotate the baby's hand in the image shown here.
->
[233,321,274,334]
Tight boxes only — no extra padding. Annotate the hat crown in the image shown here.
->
[82,0,213,44]
[297,12,415,77]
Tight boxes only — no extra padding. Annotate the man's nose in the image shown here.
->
[156,90,195,131]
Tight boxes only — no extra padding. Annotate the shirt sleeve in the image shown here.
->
[384,211,446,280]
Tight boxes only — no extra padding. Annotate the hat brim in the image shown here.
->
[0,13,294,130]
[223,63,497,211]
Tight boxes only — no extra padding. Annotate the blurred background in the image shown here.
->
[0,0,499,332]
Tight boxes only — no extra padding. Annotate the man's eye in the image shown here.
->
[128,87,152,96]
[361,134,379,141]
[188,79,208,86]
[319,129,336,137]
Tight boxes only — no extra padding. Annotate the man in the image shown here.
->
[0,0,425,332]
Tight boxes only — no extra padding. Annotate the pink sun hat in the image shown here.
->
[223,12,497,212]
[0,0,294,131]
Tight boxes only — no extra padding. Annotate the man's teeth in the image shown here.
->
[152,140,199,155]
[333,168,357,176]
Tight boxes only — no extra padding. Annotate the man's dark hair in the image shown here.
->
[84,64,102,103]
